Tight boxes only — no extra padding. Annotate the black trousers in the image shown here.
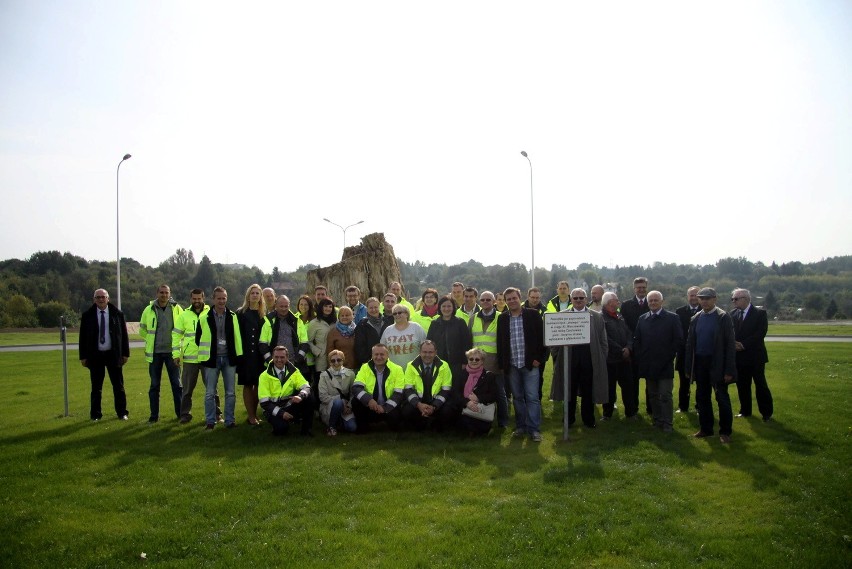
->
[694,355,733,436]
[87,351,128,420]
[352,398,403,432]
[736,362,773,419]
[603,360,635,418]
[264,400,312,436]
[401,398,456,432]
[676,365,691,412]
[568,366,596,427]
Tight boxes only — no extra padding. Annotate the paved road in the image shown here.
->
[1,337,850,353]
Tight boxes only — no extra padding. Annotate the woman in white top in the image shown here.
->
[318,349,356,436]
[379,304,426,370]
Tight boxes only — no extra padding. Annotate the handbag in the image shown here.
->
[462,401,495,422]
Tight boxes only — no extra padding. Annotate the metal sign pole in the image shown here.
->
[562,345,571,441]
[60,316,69,417]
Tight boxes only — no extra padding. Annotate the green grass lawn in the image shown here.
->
[767,322,851,336]
[0,344,850,567]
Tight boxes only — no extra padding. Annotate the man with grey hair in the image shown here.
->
[632,290,683,432]
[550,288,608,429]
[731,288,773,422]
[675,286,702,413]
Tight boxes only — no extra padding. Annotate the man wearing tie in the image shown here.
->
[79,289,130,421]
[731,288,773,422]
[402,340,454,431]
[674,286,701,413]
[620,277,651,416]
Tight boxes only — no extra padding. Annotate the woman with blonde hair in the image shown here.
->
[236,283,266,425]
[454,347,499,436]
[325,305,357,370]
[318,349,357,436]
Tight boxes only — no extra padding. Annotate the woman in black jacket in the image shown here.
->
[454,347,499,436]
[426,296,473,385]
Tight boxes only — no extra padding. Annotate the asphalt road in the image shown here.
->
[0,337,850,353]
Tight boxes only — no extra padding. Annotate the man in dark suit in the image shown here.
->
[632,291,683,433]
[731,288,773,421]
[619,276,650,416]
[79,288,130,421]
[497,287,546,442]
[674,286,701,413]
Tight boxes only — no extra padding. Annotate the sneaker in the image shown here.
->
[512,428,526,437]
[326,427,337,437]
[216,415,224,424]
[531,432,543,442]
[205,423,215,430]
[119,415,128,421]
[91,418,100,422]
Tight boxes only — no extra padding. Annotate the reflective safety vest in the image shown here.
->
[470,312,499,354]
[403,356,452,408]
[197,309,243,365]
[139,300,184,363]
[410,310,439,333]
[381,297,415,316]
[352,360,405,406]
[546,295,572,313]
[177,305,209,363]
[258,362,310,417]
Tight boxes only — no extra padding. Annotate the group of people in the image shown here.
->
[79,277,773,444]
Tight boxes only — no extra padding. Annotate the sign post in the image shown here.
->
[544,311,591,441]
[60,315,69,417]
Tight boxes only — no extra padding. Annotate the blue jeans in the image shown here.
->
[329,398,357,432]
[508,365,541,434]
[149,353,182,421]
[205,356,236,425]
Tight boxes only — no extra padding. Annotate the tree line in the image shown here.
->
[0,249,849,327]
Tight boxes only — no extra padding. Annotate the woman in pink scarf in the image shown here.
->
[454,347,499,436]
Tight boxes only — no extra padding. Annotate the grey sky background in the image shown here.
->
[1,1,850,273]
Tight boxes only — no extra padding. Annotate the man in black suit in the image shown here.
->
[619,277,650,416]
[731,288,773,421]
[632,291,683,433]
[79,288,130,421]
[674,286,701,413]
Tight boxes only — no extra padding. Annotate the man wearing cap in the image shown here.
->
[685,287,737,444]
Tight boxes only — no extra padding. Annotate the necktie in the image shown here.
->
[99,310,106,344]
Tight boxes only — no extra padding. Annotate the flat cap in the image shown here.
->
[696,287,717,298]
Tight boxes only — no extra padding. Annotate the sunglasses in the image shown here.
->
[392,312,406,316]
[572,296,586,301]
[467,357,482,362]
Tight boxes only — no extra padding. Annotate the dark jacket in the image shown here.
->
[496,308,546,371]
[685,307,737,383]
[620,297,649,333]
[633,309,683,380]
[79,303,130,366]
[259,310,309,364]
[353,315,393,369]
[426,316,473,368]
[196,307,242,368]
[453,368,498,405]
[675,304,701,371]
[236,307,265,382]
[602,309,632,364]
[733,304,769,366]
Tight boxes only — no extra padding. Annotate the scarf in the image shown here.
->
[605,308,620,319]
[367,315,384,334]
[422,304,439,317]
[336,320,356,338]
[463,364,484,398]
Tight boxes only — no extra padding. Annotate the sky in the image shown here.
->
[1,1,850,275]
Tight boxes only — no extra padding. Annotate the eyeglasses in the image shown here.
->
[392,312,406,316]
[479,298,493,302]
[329,358,343,363]
[572,296,586,301]
[467,357,482,362]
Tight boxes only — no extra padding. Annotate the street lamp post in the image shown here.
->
[322,218,364,255]
[521,151,534,289]
[116,153,131,310]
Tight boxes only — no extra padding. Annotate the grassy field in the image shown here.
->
[767,322,852,336]
[0,343,850,568]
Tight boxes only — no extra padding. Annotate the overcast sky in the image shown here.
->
[2,1,850,274]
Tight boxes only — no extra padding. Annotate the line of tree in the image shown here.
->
[0,249,849,327]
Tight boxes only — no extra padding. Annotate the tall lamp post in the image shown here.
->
[323,218,364,254]
[116,153,131,310]
[521,151,534,289]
